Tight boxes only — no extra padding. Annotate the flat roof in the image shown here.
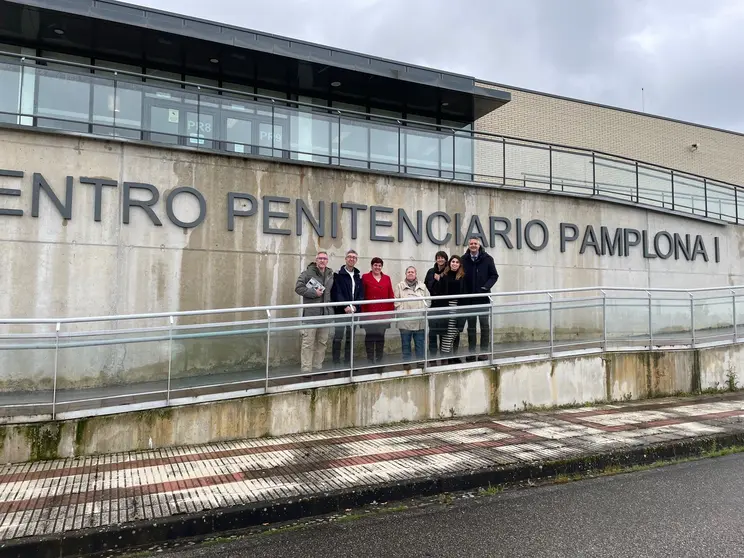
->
[0,0,510,121]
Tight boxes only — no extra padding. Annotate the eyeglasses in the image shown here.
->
[316,256,328,260]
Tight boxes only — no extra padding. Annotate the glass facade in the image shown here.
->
[1,50,735,225]
[0,51,475,180]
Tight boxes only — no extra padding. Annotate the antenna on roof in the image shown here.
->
[641,87,645,113]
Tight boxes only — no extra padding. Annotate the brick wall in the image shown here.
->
[476,82,744,187]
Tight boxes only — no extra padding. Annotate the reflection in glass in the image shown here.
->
[36,67,91,132]
[338,117,369,168]
[92,81,143,139]
[148,106,180,145]
[404,118,440,177]
[225,116,252,154]
[369,120,399,172]
[0,61,20,124]
[186,110,214,149]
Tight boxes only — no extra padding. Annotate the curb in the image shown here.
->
[3,431,744,558]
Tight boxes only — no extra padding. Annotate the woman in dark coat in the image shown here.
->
[439,255,466,364]
[424,251,449,359]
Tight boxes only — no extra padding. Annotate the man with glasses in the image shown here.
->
[295,251,335,374]
[330,249,364,366]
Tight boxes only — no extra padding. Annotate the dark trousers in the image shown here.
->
[428,329,442,356]
[467,311,491,353]
[364,324,386,363]
[332,317,354,364]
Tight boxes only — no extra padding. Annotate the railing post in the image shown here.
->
[502,139,506,185]
[647,291,653,348]
[350,312,355,380]
[601,290,607,350]
[671,170,675,211]
[548,145,553,191]
[451,129,456,179]
[704,178,708,217]
[196,89,201,149]
[52,322,60,420]
[423,304,429,372]
[271,102,275,157]
[690,292,695,347]
[265,310,271,391]
[548,293,554,357]
[733,290,737,342]
[113,74,118,136]
[592,152,596,195]
[397,125,401,173]
[489,295,495,363]
[167,315,174,405]
[635,161,640,203]
[735,187,739,224]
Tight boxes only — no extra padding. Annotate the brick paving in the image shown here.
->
[2,394,744,542]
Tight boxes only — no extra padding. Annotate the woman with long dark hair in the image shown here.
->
[439,255,466,363]
[424,250,449,359]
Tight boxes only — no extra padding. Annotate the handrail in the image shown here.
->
[1,50,743,193]
[1,285,743,325]
[1,283,742,422]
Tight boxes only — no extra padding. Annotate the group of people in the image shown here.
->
[294,238,499,374]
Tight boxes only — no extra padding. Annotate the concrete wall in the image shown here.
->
[2,344,743,463]
[1,127,743,389]
[476,82,744,186]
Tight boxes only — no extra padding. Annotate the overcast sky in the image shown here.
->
[131,0,744,133]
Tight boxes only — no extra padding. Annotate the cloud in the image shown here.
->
[129,0,744,132]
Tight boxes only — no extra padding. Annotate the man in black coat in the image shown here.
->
[461,238,499,360]
[330,249,364,365]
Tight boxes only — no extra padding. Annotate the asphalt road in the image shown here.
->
[143,453,744,558]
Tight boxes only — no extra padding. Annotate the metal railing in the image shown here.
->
[1,284,743,423]
[0,51,742,224]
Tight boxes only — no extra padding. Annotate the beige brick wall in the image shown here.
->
[476,82,744,187]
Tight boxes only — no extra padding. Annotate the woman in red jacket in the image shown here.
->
[361,257,395,365]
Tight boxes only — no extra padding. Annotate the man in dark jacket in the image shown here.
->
[330,249,364,365]
[461,238,499,360]
[295,251,335,373]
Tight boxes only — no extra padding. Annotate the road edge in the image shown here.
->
[3,432,744,558]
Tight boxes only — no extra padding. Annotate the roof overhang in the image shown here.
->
[0,0,510,121]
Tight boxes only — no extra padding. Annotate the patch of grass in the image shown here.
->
[437,493,454,505]
[477,483,504,496]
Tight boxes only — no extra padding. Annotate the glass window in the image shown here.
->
[35,65,92,133]
[256,88,287,119]
[148,105,181,145]
[225,116,252,154]
[185,75,219,109]
[449,122,474,180]
[92,62,144,140]
[369,108,401,172]
[334,102,368,169]
[290,96,334,163]
[0,53,21,124]
[258,121,284,157]
[145,69,184,102]
[185,110,214,149]
[404,115,440,177]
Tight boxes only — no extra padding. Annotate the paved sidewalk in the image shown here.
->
[2,393,744,555]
